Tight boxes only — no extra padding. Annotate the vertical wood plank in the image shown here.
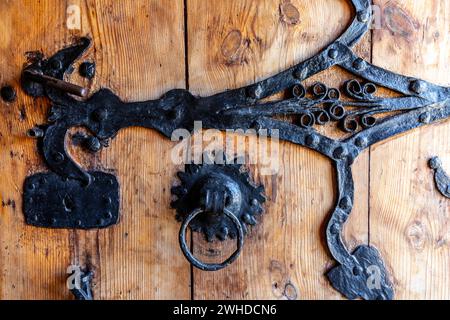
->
[187,0,370,299]
[370,0,450,299]
[0,0,72,300]
[0,0,190,299]
[75,0,190,299]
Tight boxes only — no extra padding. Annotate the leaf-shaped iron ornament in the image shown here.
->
[20,0,449,300]
[429,157,450,199]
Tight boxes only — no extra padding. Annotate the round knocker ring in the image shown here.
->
[179,208,244,271]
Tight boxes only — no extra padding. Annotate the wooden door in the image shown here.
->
[0,0,448,300]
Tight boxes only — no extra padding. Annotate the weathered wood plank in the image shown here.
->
[187,0,370,299]
[0,0,72,300]
[73,0,190,300]
[0,0,190,299]
[370,0,450,299]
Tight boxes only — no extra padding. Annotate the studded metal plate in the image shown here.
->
[23,171,119,229]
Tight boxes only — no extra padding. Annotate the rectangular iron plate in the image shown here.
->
[23,171,119,229]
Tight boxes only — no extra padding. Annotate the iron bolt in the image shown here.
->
[357,10,369,23]
[86,136,102,152]
[293,67,308,80]
[27,127,44,138]
[353,58,366,71]
[50,59,62,70]
[92,107,108,121]
[419,112,431,124]
[410,80,427,94]
[339,196,352,211]
[305,134,320,148]
[355,137,368,148]
[328,49,339,59]
[330,223,340,234]
[51,59,62,70]
[23,69,88,97]
[333,146,348,159]
[1,85,16,102]
[79,62,96,79]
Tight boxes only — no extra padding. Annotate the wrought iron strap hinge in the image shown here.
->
[15,0,449,300]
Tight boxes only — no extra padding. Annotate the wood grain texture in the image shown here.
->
[79,0,189,300]
[0,0,73,300]
[370,0,450,299]
[0,0,190,299]
[187,0,370,299]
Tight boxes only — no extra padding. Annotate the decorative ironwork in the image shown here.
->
[172,153,265,271]
[429,157,450,199]
[24,171,119,229]
[68,269,93,300]
[19,0,449,300]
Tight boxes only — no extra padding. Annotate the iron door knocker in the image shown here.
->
[172,155,266,271]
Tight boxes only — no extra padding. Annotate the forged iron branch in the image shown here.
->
[20,0,449,300]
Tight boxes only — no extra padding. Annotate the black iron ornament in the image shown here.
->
[68,269,93,300]
[429,157,450,199]
[24,171,119,229]
[19,0,449,300]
